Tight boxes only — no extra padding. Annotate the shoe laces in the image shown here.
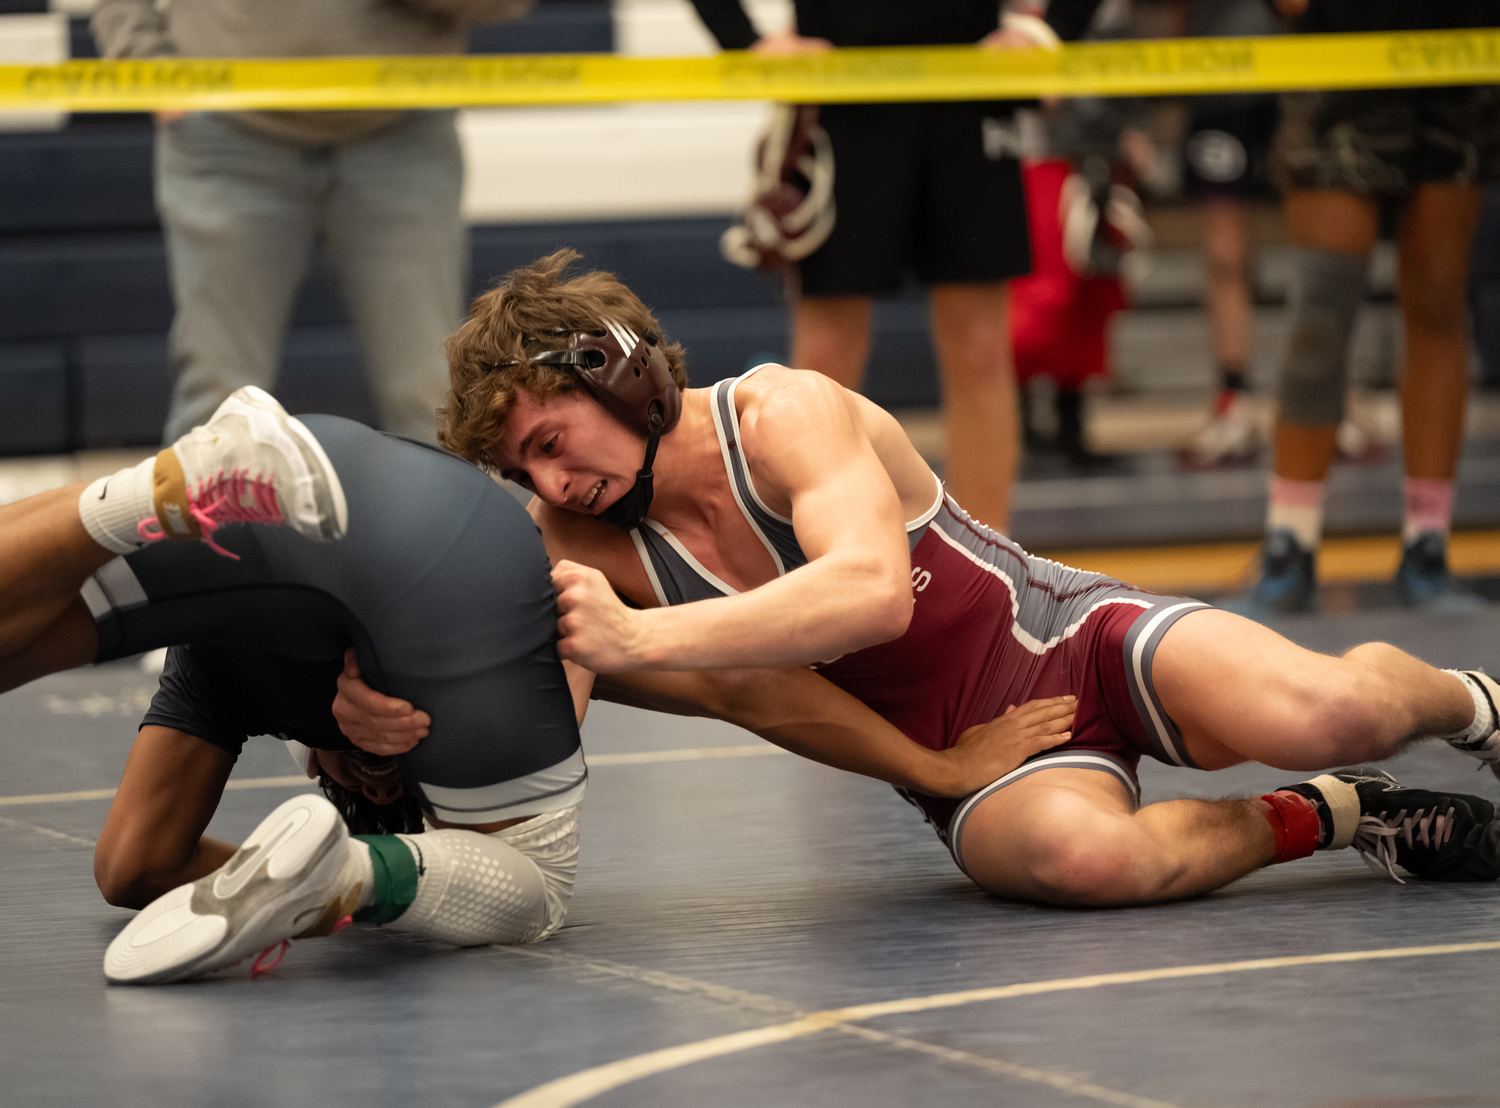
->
[249,915,351,979]
[137,467,284,560]
[1351,806,1456,884]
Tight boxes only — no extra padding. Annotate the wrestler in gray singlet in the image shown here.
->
[80,416,583,826]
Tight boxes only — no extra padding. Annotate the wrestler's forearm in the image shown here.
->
[596,669,965,796]
[626,552,911,670]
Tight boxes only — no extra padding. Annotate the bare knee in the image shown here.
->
[94,844,168,910]
[967,810,1152,908]
[1024,832,1148,907]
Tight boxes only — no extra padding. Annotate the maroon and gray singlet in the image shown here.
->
[629,368,1209,867]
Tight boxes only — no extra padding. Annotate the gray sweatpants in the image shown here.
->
[155,111,465,443]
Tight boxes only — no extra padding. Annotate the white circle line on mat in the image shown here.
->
[493,941,1500,1108]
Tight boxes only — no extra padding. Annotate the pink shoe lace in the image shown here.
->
[251,939,291,977]
[137,467,284,560]
[249,915,351,979]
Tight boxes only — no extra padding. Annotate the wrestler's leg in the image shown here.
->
[95,725,237,908]
[1151,608,1472,771]
[0,485,112,673]
[958,768,1275,907]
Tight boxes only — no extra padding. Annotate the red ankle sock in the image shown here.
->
[1256,791,1322,863]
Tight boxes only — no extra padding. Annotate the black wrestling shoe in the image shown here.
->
[1280,767,1500,883]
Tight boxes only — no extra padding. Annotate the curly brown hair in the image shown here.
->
[440,249,687,465]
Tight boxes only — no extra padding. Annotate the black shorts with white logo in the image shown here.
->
[83,416,583,825]
[797,101,1032,297]
[1184,94,1279,201]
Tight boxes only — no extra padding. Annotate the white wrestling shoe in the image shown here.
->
[143,385,348,558]
[104,794,361,985]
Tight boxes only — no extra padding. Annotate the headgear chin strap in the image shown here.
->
[531,319,681,533]
[595,407,664,531]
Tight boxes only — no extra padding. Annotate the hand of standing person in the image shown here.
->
[752,30,832,54]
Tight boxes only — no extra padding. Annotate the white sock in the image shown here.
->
[346,837,376,910]
[389,829,550,946]
[78,455,158,554]
[1440,671,1496,745]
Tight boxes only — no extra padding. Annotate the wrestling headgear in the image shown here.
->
[531,319,681,532]
[720,104,836,271]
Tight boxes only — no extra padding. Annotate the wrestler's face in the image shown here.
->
[493,388,644,517]
[311,750,406,806]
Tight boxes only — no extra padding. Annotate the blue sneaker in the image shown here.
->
[1394,532,1487,612]
[1221,529,1316,616]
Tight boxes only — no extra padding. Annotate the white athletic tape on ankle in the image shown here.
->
[1441,671,1496,746]
[1308,774,1361,851]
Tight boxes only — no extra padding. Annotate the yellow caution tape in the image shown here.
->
[2,29,1498,112]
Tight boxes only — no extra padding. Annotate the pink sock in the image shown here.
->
[1267,475,1325,551]
[1403,477,1454,543]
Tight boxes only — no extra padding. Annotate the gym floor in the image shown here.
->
[2,597,1497,1108]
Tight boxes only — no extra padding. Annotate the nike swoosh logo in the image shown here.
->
[98,481,109,500]
[213,843,265,900]
[212,818,293,900]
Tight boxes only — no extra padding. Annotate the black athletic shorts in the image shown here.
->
[83,416,583,825]
[1183,94,1278,201]
[798,101,1032,297]
[1275,87,1500,196]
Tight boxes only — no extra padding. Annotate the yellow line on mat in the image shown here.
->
[1039,530,1500,593]
[495,941,1500,1108]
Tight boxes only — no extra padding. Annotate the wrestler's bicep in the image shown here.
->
[739,375,907,564]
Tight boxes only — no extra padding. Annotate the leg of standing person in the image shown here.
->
[789,103,912,394]
[955,606,1495,906]
[790,295,873,391]
[1206,200,1253,388]
[928,281,1021,530]
[1230,188,1377,614]
[1185,197,1262,466]
[1391,182,1487,607]
[326,111,465,444]
[917,104,1030,531]
[1181,96,1279,468]
[155,114,320,442]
